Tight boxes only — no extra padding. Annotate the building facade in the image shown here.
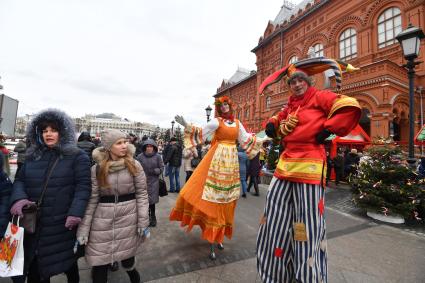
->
[215,0,425,144]
[74,114,159,138]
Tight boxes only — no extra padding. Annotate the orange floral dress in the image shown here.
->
[169,118,262,243]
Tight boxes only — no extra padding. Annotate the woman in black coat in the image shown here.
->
[136,138,164,227]
[10,109,91,283]
[247,152,261,196]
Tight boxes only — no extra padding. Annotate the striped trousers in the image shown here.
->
[256,178,327,283]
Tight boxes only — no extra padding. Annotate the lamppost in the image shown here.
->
[396,23,425,167]
[205,105,212,122]
[171,120,175,136]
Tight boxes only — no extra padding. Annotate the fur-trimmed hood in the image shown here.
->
[92,144,136,164]
[26,109,78,159]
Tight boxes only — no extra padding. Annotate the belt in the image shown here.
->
[99,193,136,203]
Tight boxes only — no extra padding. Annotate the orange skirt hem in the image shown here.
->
[170,207,233,244]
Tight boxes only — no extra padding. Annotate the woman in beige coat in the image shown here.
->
[77,129,150,283]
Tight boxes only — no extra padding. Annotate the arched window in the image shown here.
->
[288,55,298,64]
[339,28,357,60]
[312,43,324,57]
[378,7,402,48]
[266,96,271,109]
[245,108,250,119]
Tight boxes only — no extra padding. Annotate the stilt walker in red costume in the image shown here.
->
[256,57,362,283]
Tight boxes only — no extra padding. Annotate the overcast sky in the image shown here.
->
[0,0,303,128]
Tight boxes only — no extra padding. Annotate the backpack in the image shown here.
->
[191,157,200,169]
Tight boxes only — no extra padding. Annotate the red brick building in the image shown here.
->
[215,0,425,143]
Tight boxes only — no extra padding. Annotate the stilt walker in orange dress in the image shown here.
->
[170,96,268,260]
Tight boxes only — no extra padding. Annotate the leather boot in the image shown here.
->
[126,268,141,283]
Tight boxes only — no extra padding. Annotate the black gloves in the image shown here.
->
[265,122,276,138]
[316,129,332,144]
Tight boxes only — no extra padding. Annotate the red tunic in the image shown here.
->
[268,87,361,184]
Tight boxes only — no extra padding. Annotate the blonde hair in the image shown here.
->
[97,152,139,188]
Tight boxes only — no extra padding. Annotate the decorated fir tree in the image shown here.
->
[350,145,424,221]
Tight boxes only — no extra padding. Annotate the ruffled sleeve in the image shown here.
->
[183,118,219,149]
[238,121,265,159]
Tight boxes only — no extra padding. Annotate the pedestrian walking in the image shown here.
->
[77,129,149,283]
[182,146,198,182]
[257,58,361,283]
[344,148,360,178]
[326,151,333,185]
[247,152,261,196]
[136,138,164,227]
[13,138,27,178]
[170,96,268,260]
[10,109,91,283]
[77,131,96,165]
[237,145,249,198]
[163,137,182,192]
[333,151,345,185]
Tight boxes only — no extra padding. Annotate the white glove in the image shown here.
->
[77,236,88,245]
[137,227,150,239]
[174,115,188,128]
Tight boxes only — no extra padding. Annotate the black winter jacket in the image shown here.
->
[77,140,96,163]
[10,109,91,280]
[163,143,182,167]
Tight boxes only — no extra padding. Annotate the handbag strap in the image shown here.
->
[37,157,59,207]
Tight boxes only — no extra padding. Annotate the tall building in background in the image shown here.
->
[215,0,425,143]
[0,93,19,137]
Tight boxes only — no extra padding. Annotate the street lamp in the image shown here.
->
[205,105,212,122]
[171,120,175,136]
[396,23,425,167]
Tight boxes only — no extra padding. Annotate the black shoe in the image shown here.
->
[217,243,224,250]
[209,251,216,260]
[242,193,246,198]
[150,216,157,227]
[126,269,141,283]
[252,192,260,196]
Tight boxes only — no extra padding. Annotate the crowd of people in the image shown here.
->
[0,56,392,283]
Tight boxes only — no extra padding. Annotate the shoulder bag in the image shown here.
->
[21,157,59,234]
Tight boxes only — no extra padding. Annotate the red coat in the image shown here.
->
[268,87,361,184]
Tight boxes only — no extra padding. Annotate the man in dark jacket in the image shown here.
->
[10,109,91,283]
[77,131,96,165]
[333,151,345,185]
[163,137,182,192]
[13,138,27,178]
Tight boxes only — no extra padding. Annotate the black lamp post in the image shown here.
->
[205,105,212,122]
[396,23,425,167]
[171,120,175,136]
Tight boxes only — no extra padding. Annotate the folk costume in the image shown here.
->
[256,57,361,283]
[170,96,266,259]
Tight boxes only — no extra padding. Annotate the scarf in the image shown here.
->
[108,159,126,173]
[279,86,316,120]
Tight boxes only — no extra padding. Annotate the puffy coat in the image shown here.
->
[136,139,164,205]
[10,109,91,280]
[77,146,149,267]
[182,147,198,172]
